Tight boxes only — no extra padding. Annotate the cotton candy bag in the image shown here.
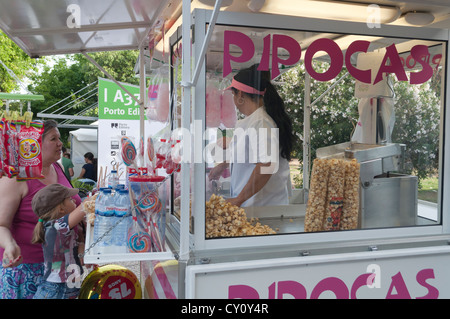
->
[146,66,170,123]
[206,78,221,128]
[219,79,237,128]
[0,118,6,178]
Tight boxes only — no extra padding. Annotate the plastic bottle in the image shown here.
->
[93,188,114,254]
[112,189,132,254]
[93,188,105,253]
[108,170,118,189]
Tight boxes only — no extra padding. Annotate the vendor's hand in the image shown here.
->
[2,242,22,268]
[226,197,244,208]
[208,163,227,181]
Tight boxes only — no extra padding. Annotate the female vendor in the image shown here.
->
[209,64,295,207]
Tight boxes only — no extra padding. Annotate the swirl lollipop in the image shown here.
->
[128,231,152,253]
[138,192,161,214]
[121,137,137,167]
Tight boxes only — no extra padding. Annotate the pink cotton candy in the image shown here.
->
[206,84,221,127]
[147,82,170,123]
[220,89,237,128]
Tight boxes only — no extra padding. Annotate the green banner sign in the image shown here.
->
[98,77,144,120]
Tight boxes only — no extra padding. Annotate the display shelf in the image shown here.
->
[83,220,174,264]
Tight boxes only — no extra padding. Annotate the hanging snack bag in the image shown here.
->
[155,138,169,169]
[0,118,6,178]
[220,79,237,128]
[16,121,44,181]
[4,120,19,178]
[146,66,170,123]
[206,79,221,128]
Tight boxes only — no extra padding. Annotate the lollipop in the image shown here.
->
[128,232,152,253]
[138,192,161,214]
[121,137,136,167]
[147,137,155,162]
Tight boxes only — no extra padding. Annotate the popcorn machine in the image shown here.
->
[157,8,450,299]
[2,0,450,302]
[316,50,419,229]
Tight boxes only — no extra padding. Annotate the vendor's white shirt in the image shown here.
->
[230,107,290,207]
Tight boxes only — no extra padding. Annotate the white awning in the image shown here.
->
[2,1,450,59]
[0,0,181,57]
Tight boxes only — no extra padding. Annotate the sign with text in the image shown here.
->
[187,246,450,299]
[98,78,142,120]
[223,31,442,84]
[97,78,165,182]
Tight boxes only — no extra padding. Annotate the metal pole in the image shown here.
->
[190,0,223,86]
[303,72,311,195]
[178,0,192,299]
[139,45,146,140]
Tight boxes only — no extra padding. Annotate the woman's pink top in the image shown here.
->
[0,163,82,264]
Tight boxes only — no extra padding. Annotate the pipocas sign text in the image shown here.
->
[223,30,441,84]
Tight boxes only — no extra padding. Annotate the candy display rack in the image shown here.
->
[83,174,174,264]
[83,222,173,264]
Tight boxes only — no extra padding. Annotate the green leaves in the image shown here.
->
[0,31,43,93]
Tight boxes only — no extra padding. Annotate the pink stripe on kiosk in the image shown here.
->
[226,78,266,95]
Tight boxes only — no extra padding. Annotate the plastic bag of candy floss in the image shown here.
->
[206,80,221,128]
[0,118,7,178]
[16,121,45,181]
[219,79,237,128]
[146,66,170,123]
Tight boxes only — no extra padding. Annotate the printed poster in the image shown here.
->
[97,77,165,184]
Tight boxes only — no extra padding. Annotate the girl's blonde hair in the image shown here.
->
[31,205,62,244]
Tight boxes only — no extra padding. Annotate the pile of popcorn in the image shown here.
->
[205,194,276,238]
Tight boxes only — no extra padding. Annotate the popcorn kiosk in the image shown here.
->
[2,0,450,300]
[149,6,450,299]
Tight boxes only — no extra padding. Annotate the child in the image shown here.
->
[31,184,86,299]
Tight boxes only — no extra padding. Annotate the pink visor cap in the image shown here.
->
[226,78,266,96]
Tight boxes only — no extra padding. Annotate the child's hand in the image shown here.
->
[77,242,85,266]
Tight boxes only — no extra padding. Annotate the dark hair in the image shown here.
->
[84,152,98,179]
[43,120,58,140]
[233,64,296,161]
[84,152,94,160]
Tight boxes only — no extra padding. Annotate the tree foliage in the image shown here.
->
[27,51,139,117]
[25,50,139,144]
[0,31,44,105]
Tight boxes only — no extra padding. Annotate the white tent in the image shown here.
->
[69,127,98,179]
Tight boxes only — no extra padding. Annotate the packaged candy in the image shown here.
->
[206,82,221,128]
[16,121,44,181]
[4,120,19,178]
[0,118,6,178]
[146,66,170,123]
